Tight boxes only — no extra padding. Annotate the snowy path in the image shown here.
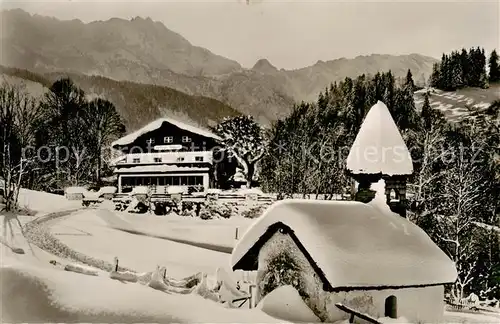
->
[24,209,135,273]
[96,209,234,253]
[111,209,253,248]
[50,209,233,277]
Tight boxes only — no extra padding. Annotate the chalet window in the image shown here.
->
[182,136,192,143]
[195,156,204,162]
[132,158,140,163]
[164,136,173,143]
[146,138,155,145]
[154,157,162,163]
[176,157,185,162]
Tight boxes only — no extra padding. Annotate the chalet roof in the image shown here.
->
[231,199,457,290]
[346,101,413,176]
[111,118,221,148]
[113,165,210,174]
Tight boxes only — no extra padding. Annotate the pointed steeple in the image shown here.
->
[347,101,413,176]
[346,101,413,217]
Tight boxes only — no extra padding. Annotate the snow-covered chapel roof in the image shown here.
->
[231,199,457,290]
[112,118,221,148]
[346,101,413,176]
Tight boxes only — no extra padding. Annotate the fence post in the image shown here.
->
[249,284,257,309]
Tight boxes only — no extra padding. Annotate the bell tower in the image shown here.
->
[346,101,413,217]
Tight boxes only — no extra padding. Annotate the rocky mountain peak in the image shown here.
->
[252,58,278,73]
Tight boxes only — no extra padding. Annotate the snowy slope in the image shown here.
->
[17,188,82,214]
[414,85,500,122]
[50,210,231,276]
[96,208,252,252]
[1,262,284,323]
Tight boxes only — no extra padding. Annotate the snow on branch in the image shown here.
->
[472,222,500,234]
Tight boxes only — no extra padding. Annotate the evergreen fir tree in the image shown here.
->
[366,78,378,107]
[432,47,489,90]
[468,47,487,87]
[405,69,415,91]
[317,91,327,110]
[430,63,440,88]
[373,72,384,100]
[479,48,489,88]
[488,49,500,83]
[352,75,367,129]
[382,71,395,111]
[460,48,470,86]
[467,48,478,87]
[393,85,418,131]
[450,51,464,90]
[421,91,433,129]
[441,54,451,90]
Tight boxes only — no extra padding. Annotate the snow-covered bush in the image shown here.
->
[214,202,233,219]
[180,201,198,217]
[242,205,266,219]
[199,205,213,220]
[259,251,307,299]
[198,201,236,219]
[189,199,271,220]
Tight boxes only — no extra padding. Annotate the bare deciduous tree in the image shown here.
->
[85,98,125,184]
[0,83,42,212]
[213,115,265,188]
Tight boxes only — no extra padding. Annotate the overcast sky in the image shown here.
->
[2,0,499,69]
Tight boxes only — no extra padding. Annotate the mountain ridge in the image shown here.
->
[1,9,439,124]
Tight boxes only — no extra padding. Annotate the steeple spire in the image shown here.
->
[346,101,413,217]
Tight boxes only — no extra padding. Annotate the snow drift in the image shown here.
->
[257,285,321,322]
[0,263,284,323]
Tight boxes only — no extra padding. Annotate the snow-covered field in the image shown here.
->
[414,84,500,122]
[50,209,240,276]
[1,189,499,323]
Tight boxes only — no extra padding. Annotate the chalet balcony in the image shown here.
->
[115,150,214,165]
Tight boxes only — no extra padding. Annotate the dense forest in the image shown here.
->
[430,47,499,90]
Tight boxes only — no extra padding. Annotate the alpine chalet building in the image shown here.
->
[111,118,222,193]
